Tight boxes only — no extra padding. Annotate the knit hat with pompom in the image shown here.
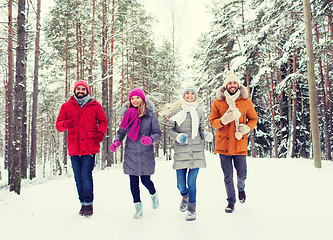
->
[223,71,240,87]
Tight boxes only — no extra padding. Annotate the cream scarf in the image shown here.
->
[224,89,241,138]
[170,100,199,139]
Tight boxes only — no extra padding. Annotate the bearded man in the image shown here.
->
[56,80,108,216]
[209,71,258,213]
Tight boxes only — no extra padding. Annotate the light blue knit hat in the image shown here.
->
[182,85,198,99]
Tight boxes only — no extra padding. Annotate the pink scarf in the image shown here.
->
[120,107,141,141]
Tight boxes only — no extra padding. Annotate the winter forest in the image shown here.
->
[0,0,332,194]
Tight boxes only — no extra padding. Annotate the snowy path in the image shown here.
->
[1,153,333,240]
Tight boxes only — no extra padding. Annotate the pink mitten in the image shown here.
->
[110,140,121,152]
[141,135,153,145]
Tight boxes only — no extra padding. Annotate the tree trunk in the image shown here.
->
[246,67,257,157]
[30,0,41,179]
[314,22,331,160]
[21,29,28,179]
[6,0,14,185]
[291,51,297,158]
[63,21,70,174]
[101,0,109,169]
[11,0,26,194]
[107,0,115,167]
[264,52,278,158]
[326,12,333,160]
[277,65,285,156]
[88,0,95,94]
[303,0,321,167]
[76,2,81,81]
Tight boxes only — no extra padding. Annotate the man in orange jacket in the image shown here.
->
[210,71,258,213]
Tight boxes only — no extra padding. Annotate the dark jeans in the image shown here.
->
[176,168,199,203]
[219,154,247,204]
[129,175,156,203]
[71,154,95,205]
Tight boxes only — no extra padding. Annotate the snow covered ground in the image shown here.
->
[1,152,333,240]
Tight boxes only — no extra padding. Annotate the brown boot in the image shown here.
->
[79,205,86,216]
[84,205,93,216]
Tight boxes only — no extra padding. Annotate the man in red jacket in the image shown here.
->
[56,80,108,217]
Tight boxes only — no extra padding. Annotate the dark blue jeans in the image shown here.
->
[176,168,199,203]
[219,154,247,204]
[71,154,95,206]
[129,175,156,203]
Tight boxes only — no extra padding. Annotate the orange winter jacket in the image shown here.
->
[209,85,258,156]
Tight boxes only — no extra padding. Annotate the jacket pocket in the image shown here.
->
[237,134,248,152]
[67,132,79,154]
[87,132,100,153]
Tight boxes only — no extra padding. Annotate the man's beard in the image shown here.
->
[227,88,238,96]
[75,93,87,99]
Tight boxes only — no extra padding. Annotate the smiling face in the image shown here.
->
[184,90,196,102]
[130,95,144,107]
[74,85,88,99]
[226,81,239,94]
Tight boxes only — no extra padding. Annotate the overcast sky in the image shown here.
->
[137,0,212,68]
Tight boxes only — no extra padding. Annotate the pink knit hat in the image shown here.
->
[73,80,90,94]
[128,88,146,102]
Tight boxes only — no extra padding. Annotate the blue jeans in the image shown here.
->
[129,175,156,203]
[219,154,247,204]
[176,168,199,203]
[71,154,95,205]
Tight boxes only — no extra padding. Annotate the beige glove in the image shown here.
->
[221,108,241,125]
[235,124,251,140]
[238,124,251,134]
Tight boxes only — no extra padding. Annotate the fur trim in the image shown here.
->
[216,84,249,100]
[121,100,155,117]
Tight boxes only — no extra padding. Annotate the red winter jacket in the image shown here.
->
[56,96,108,156]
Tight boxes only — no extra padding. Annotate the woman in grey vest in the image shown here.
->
[164,85,213,221]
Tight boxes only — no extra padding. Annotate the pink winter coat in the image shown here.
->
[56,96,108,156]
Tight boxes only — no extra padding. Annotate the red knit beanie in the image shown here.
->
[73,80,90,94]
[128,88,146,102]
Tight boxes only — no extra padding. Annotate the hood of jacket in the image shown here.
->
[215,83,249,101]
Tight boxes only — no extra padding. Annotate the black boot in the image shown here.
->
[225,203,234,213]
[239,190,246,203]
